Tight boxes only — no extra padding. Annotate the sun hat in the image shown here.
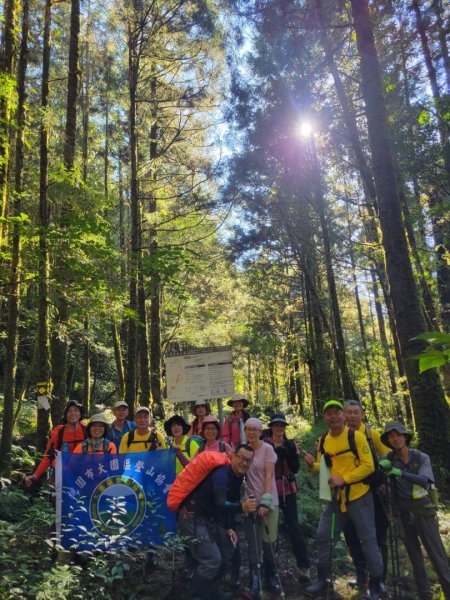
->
[86,413,108,436]
[201,415,222,436]
[244,417,263,431]
[227,393,249,408]
[164,415,190,437]
[269,413,289,426]
[323,400,343,413]
[190,399,211,416]
[114,400,129,409]
[380,421,413,448]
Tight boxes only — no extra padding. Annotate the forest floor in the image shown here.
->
[130,516,449,600]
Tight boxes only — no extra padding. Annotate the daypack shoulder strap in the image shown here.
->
[219,440,225,453]
[127,429,135,447]
[56,425,65,451]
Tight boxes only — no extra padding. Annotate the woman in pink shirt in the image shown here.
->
[200,416,232,457]
[243,417,280,596]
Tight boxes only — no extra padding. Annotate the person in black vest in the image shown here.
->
[263,413,310,584]
[178,444,257,600]
[380,421,450,600]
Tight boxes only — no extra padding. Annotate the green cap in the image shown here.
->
[323,400,343,412]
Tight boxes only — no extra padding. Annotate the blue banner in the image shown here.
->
[56,449,176,551]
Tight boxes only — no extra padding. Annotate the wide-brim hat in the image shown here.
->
[164,415,190,437]
[227,393,249,408]
[87,413,108,436]
[201,416,222,437]
[269,413,289,426]
[190,400,211,416]
[380,421,413,448]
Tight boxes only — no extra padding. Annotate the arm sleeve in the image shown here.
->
[212,469,242,514]
[342,432,374,484]
[34,428,59,479]
[400,470,429,488]
[372,429,391,458]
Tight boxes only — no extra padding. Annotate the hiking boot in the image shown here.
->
[297,566,311,583]
[366,579,384,600]
[304,565,331,597]
[304,579,329,596]
[245,567,261,600]
[378,581,387,595]
[265,575,281,594]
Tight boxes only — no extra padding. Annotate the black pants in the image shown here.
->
[279,492,310,569]
[344,489,388,579]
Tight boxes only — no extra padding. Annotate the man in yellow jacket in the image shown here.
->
[303,400,384,600]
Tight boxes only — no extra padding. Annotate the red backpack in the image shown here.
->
[167,450,230,512]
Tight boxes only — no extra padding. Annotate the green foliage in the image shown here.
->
[411,332,450,373]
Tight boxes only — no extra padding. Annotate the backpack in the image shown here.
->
[126,429,158,451]
[318,427,359,467]
[185,435,204,457]
[81,439,111,454]
[319,427,377,497]
[49,424,88,459]
[167,451,230,512]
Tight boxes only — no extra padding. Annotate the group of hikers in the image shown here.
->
[23,394,450,600]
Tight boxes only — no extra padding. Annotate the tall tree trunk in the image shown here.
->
[125,17,140,415]
[411,0,450,329]
[308,138,358,400]
[0,0,28,473]
[51,0,81,424]
[349,240,378,420]
[0,0,18,245]
[36,0,52,452]
[369,269,403,417]
[350,0,450,467]
[147,71,164,418]
[137,266,151,407]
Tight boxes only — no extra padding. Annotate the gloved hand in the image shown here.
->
[386,467,402,478]
[259,493,274,511]
[378,459,392,473]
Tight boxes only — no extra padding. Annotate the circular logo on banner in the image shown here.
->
[90,475,146,535]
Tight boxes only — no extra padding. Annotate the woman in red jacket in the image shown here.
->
[222,394,251,448]
[24,400,87,487]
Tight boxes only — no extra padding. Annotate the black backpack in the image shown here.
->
[126,429,159,451]
[48,424,88,458]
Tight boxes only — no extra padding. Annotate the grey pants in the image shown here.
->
[178,508,234,581]
[316,492,383,580]
[399,510,450,600]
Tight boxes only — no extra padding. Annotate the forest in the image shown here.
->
[0,0,450,597]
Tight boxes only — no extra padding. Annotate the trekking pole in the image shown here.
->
[387,480,402,599]
[261,516,286,600]
[241,491,264,600]
[326,488,338,600]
